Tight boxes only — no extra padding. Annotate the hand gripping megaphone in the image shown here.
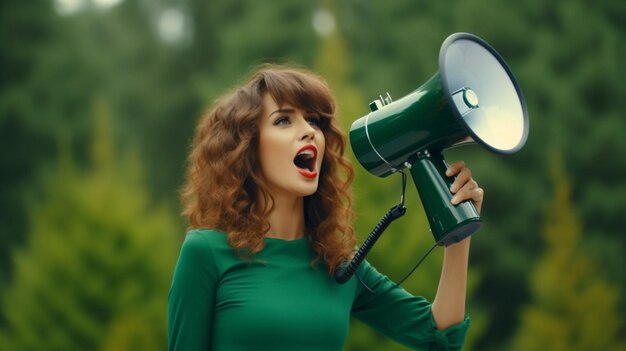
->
[350,32,529,246]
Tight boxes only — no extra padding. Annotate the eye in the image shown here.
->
[273,116,291,126]
[306,115,322,128]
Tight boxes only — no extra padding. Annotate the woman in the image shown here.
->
[168,64,483,351]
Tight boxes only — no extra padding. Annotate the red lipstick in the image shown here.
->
[294,145,318,179]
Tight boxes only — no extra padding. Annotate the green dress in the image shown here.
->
[168,229,469,350]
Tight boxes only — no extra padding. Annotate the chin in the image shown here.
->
[297,183,319,197]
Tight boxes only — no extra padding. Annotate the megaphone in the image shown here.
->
[350,32,529,246]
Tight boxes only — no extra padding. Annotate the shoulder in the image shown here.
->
[184,228,228,248]
[177,229,229,264]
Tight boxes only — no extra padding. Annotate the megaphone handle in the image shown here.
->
[409,152,482,246]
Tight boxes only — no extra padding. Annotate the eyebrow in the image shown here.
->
[269,108,320,119]
[268,108,295,118]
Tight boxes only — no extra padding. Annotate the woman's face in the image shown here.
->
[258,93,326,201]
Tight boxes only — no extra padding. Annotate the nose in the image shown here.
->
[299,119,316,141]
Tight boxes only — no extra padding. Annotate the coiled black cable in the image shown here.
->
[334,203,406,284]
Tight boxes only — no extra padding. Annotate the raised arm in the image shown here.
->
[431,160,484,331]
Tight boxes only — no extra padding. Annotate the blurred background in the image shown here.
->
[1,0,624,350]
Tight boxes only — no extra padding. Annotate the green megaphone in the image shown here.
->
[350,32,529,246]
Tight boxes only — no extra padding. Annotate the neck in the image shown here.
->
[263,193,305,241]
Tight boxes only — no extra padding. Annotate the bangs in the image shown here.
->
[257,68,336,121]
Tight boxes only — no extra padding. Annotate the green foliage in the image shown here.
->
[0,0,59,284]
[511,153,625,351]
[314,3,487,349]
[1,0,625,349]
[0,99,179,350]
[337,1,626,347]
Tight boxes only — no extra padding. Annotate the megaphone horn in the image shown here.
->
[350,32,529,246]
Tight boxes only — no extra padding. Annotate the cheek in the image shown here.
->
[258,140,275,172]
[318,133,327,164]
[258,134,291,174]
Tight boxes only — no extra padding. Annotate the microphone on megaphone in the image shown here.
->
[335,32,529,284]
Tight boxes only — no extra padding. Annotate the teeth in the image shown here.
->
[298,149,315,158]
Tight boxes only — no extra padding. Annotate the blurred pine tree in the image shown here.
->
[0,0,59,288]
[511,152,625,351]
[0,97,179,350]
[337,1,626,347]
[315,1,486,349]
[2,0,624,349]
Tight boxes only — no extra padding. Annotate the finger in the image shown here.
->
[445,160,465,177]
[450,167,472,193]
[451,184,484,212]
[451,183,481,202]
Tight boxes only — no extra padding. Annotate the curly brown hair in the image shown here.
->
[181,64,356,275]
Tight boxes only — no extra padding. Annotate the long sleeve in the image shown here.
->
[351,260,470,351]
[168,231,219,351]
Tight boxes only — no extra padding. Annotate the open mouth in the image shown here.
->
[293,145,317,177]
